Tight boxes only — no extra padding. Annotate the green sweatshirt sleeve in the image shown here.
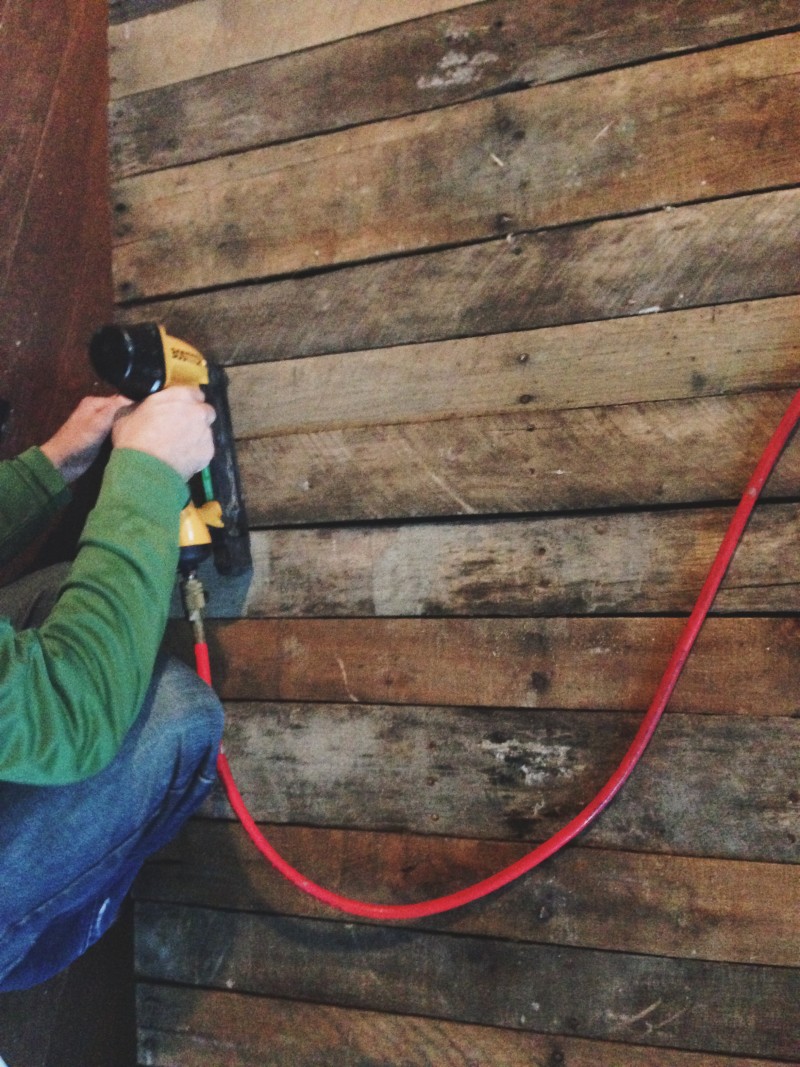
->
[0,448,189,785]
[0,447,72,563]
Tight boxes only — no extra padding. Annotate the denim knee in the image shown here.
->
[138,654,225,794]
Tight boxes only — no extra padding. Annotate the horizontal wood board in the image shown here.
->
[135,820,799,967]
[118,188,800,363]
[189,501,800,618]
[204,704,800,862]
[226,296,800,438]
[238,390,800,524]
[109,0,487,96]
[136,983,800,1067]
[111,34,800,301]
[111,0,800,178]
[135,902,800,1058]
[163,615,800,716]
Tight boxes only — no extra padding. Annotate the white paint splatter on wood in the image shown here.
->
[417,49,499,90]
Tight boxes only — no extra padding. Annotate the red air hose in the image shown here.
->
[197,387,800,921]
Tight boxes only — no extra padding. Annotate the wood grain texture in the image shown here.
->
[117,188,800,362]
[238,391,800,525]
[111,35,800,300]
[111,7,800,1058]
[109,0,487,97]
[193,502,800,619]
[136,984,800,1067]
[111,0,800,178]
[136,820,800,967]
[0,0,113,459]
[206,704,800,861]
[226,296,800,439]
[135,903,800,1057]
[163,615,800,717]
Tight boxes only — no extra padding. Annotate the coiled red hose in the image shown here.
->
[199,387,800,921]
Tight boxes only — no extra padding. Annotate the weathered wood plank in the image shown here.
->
[109,0,487,97]
[111,35,800,300]
[136,984,800,1067]
[111,0,800,178]
[238,392,800,525]
[194,502,800,619]
[135,904,800,1057]
[117,189,800,362]
[206,704,800,860]
[136,821,800,967]
[227,297,800,439]
[164,615,800,717]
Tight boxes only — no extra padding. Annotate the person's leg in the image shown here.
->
[0,568,224,991]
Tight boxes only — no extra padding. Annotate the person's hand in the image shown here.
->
[111,386,216,481]
[41,395,133,483]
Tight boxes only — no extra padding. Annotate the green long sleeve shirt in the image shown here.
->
[0,446,188,785]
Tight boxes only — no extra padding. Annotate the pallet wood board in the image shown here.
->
[136,820,800,967]
[135,903,800,1058]
[164,615,800,717]
[195,502,800,619]
[111,35,800,300]
[110,0,800,178]
[136,984,800,1067]
[225,296,800,439]
[109,0,487,97]
[117,188,800,362]
[238,390,800,525]
[205,704,800,861]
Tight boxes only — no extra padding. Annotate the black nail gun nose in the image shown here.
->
[89,322,251,579]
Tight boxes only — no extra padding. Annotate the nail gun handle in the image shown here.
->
[202,363,252,576]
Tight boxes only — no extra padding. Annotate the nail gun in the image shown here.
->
[89,322,251,636]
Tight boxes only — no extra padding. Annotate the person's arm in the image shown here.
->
[0,395,133,564]
[0,448,72,564]
[0,387,216,785]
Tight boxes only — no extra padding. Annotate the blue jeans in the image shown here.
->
[0,566,224,991]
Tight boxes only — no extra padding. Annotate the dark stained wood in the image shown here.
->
[237,390,800,525]
[111,35,800,300]
[135,903,800,1058]
[0,0,113,460]
[111,0,800,178]
[164,615,800,716]
[117,188,800,363]
[198,502,800,619]
[205,704,800,861]
[136,984,800,1067]
[136,820,800,967]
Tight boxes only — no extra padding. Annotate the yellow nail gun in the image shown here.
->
[89,322,251,580]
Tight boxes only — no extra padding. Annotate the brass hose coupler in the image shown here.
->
[181,572,208,645]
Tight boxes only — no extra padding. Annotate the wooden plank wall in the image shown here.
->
[109,2,800,1063]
